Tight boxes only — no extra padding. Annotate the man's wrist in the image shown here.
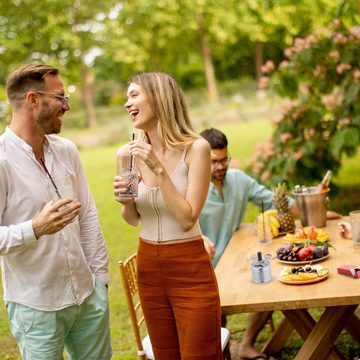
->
[31,219,41,240]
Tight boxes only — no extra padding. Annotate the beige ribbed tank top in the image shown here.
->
[134,148,202,242]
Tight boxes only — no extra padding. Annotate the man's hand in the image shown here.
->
[32,198,81,239]
[338,221,352,239]
[203,235,215,260]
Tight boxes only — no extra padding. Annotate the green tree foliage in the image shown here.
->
[101,0,236,100]
[250,14,360,187]
[0,0,117,127]
[1,0,359,129]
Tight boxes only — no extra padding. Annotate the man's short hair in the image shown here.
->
[200,128,228,149]
[6,64,59,108]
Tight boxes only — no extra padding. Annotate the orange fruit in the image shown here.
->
[298,273,317,280]
[289,274,301,281]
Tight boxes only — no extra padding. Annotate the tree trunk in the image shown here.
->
[80,66,97,129]
[255,41,264,88]
[196,12,218,102]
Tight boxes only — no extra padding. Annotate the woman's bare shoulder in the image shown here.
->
[188,137,210,153]
[185,138,210,164]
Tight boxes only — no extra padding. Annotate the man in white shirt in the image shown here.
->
[0,64,112,359]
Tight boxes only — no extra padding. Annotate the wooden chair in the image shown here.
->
[119,253,232,360]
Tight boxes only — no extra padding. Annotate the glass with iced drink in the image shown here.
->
[350,210,360,248]
[116,150,138,199]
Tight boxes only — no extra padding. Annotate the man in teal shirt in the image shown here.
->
[200,166,279,267]
[199,128,294,267]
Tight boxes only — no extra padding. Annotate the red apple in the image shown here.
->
[297,246,314,261]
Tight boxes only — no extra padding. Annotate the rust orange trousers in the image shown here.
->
[137,238,223,360]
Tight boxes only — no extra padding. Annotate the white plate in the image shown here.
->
[278,273,329,285]
[275,254,329,265]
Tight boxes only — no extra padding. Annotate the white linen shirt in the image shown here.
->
[0,128,109,311]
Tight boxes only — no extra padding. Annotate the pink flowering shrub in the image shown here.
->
[251,20,360,186]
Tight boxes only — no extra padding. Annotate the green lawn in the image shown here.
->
[0,119,359,359]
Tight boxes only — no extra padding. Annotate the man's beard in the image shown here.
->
[37,105,61,134]
[212,169,227,182]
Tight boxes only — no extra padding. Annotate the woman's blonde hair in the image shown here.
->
[128,72,200,148]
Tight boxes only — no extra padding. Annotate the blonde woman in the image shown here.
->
[114,72,222,359]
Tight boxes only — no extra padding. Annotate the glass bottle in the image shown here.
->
[316,170,332,193]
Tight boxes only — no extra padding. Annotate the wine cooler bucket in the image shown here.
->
[293,187,329,228]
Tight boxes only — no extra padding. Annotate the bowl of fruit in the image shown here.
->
[279,264,329,285]
[276,226,333,264]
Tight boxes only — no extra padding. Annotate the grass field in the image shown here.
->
[0,117,360,358]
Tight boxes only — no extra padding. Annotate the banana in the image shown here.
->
[269,215,280,237]
[264,209,278,217]
[317,233,329,241]
[269,215,280,228]
[257,211,281,238]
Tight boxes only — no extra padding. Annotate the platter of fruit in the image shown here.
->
[276,225,332,264]
[279,265,329,285]
[276,242,330,265]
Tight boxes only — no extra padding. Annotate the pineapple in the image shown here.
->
[272,183,295,233]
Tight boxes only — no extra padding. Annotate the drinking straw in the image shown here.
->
[261,200,265,240]
[129,132,135,172]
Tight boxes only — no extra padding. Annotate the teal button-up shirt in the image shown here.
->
[199,169,293,267]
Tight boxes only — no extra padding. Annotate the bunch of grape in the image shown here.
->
[291,266,317,274]
[276,244,301,261]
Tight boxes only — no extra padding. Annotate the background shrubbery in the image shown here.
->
[251,20,360,187]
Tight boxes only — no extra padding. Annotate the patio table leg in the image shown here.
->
[345,309,360,344]
[287,305,357,360]
[282,308,345,360]
[261,317,293,355]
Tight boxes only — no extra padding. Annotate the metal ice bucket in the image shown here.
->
[293,186,329,228]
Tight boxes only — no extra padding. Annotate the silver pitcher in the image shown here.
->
[293,186,329,228]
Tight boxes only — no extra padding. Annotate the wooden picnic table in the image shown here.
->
[215,218,360,360]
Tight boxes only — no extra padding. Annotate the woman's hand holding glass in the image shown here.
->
[113,176,136,204]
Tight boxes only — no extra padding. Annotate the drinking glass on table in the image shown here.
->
[350,210,360,248]
[255,216,272,245]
